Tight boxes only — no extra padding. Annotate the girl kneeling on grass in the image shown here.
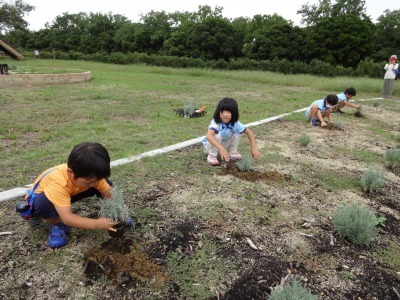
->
[203,97,261,166]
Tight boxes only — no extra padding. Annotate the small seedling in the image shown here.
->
[99,186,130,223]
[297,134,311,146]
[326,122,343,130]
[373,102,379,107]
[236,155,253,172]
[374,215,387,227]
[183,99,196,116]
[360,169,386,193]
[339,271,355,280]
[354,107,363,117]
[333,121,344,130]
[99,185,131,237]
[268,279,317,300]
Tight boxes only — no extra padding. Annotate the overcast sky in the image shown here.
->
[24,0,397,31]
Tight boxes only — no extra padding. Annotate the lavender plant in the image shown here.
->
[332,203,380,245]
[236,155,253,172]
[99,185,130,224]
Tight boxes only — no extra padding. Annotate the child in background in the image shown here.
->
[305,94,338,127]
[332,87,360,114]
[19,142,118,248]
[203,97,261,166]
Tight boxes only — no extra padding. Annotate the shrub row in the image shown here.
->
[33,50,384,78]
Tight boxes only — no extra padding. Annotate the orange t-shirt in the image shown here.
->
[30,164,110,207]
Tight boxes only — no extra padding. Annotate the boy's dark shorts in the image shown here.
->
[31,179,113,219]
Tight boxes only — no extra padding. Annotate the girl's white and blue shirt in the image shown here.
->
[202,119,247,146]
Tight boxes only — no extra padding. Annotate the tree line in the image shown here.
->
[1,0,399,77]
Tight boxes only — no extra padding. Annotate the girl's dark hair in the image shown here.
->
[213,98,239,124]
[67,142,111,179]
[326,94,339,105]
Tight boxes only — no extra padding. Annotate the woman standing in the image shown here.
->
[383,55,398,99]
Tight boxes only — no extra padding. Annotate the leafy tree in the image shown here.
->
[140,10,174,54]
[25,28,53,50]
[0,0,34,34]
[3,28,31,48]
[45,12,88,51]
[373,9,400,62]
[298,0,368,26]
[305,15,376,67]
[164,16,239,60]
[331,0,368,18]
[114,22,142,53]
[163,6,240,60]
[231,17,250,58]
[79,12,128,54]
[244,23,307,61]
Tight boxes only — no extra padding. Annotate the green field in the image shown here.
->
[0,59,393,189]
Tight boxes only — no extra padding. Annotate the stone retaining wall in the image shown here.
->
[0,71,91,87]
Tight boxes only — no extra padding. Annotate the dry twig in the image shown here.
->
[393,287,400,299]
[245,237,258,250]
[329,233,335,246]
[0,231,14,236]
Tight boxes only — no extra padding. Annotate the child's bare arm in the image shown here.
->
[100,186,113,199]
[56,206,117,231]
[317,110,327,126]
[206,129,229,161]
[327,111,333,124]
[344,102,361,109]
[244,128,261,159]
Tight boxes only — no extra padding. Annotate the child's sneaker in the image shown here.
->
[229,152,242,160]
[48,223,68,248]
[309,119,319,126]
[207,155,219,166]
[60,222,70,235]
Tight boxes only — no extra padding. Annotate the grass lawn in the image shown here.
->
[0,59,393,189]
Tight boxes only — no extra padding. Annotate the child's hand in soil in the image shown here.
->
[97,217,118,231]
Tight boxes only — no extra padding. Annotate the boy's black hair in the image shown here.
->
[326,94,339,105]
[213,98,239,124]
[68,142,111,179]
[344,87,356,96]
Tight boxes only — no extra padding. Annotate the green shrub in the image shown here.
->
[384,149,400,167]
[332,203,379,245]
[396,133,400,142]
[268,279,317,300]
[98,185,130,223]
[360,169,386,193]
[236,155,253,172]
[373,102,380,107]
[297,134,311,146]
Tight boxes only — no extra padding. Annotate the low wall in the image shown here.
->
[0,71,91,87]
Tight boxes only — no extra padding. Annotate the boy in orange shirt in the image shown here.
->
[20,142,118,248]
